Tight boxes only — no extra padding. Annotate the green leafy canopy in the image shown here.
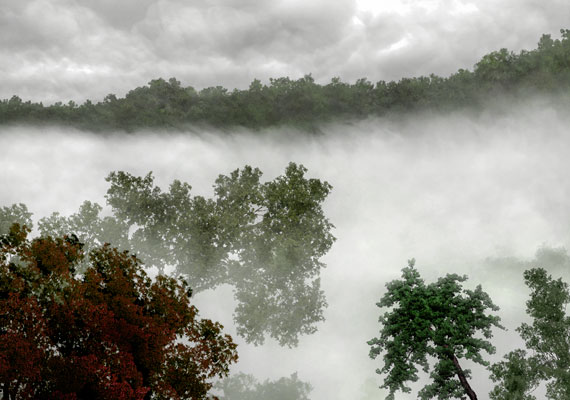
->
[368,259,504,400]
[1,163,335,348]
[490,268,570,399]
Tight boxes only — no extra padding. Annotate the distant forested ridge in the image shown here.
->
[2,30,570,132]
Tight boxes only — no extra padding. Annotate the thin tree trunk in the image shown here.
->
[429,325,478,400]
[2,382,11,400]
[449,353,478,400]
[3,383,13,400]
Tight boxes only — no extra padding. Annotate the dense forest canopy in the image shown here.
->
[2,30,570,131]
[0,163,335,348]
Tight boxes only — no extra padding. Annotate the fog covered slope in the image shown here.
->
[2,97,570,399]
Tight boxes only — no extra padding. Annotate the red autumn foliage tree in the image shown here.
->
[0,224,238,400]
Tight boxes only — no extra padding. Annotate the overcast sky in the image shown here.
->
[2,0,570,103]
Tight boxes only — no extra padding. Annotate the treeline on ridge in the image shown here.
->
[2,30,570,131]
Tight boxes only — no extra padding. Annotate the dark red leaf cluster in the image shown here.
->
[0,224,238,400]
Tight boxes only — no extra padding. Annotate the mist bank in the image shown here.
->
[2,30,570,132]
[2,97,570,399]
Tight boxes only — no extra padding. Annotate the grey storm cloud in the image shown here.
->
[2,0,570,103]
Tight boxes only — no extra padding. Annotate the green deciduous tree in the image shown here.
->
[24,163,334,347]
[489,349,541,400]
[368,259,503,400]
[0,204,33,236]
[490,268,570,399]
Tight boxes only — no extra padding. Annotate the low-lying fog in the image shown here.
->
[2,97,570,399]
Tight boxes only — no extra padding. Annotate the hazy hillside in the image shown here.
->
[2,30,570,132]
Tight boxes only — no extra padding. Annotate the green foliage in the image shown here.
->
[490,268,570,399]
[3,30,570,131]
[489,349,540,400]
[0,204,33,236]
[230,163,333,346]
[368,259,503,400]
[216,372,312,400]
[7,163,334,347]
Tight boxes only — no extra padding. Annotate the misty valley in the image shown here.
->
[3,30,570,400]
